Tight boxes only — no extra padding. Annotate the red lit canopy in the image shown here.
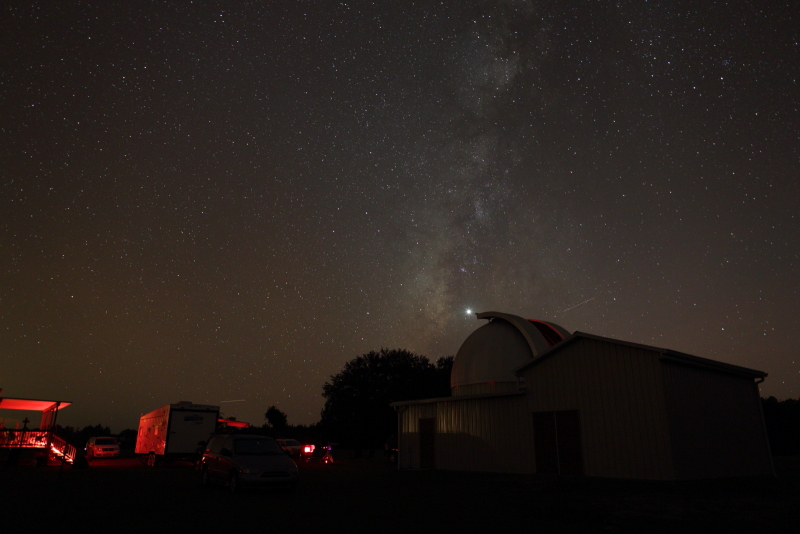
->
[0,395,71,430]
[0,398,71,411]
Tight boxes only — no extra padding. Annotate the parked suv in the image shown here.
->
[199,434,299,492]
[85,436,120,459]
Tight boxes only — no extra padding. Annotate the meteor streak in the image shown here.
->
[560,296,597,313]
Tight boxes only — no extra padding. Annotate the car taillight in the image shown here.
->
[303,445,314,454]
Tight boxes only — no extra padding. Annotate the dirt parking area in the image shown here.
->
[4,453,799,533]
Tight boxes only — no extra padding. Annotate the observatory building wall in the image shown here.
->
[393,312,773,480]
[397,393,532,474]
[520,336,675,480]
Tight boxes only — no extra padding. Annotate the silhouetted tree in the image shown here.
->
[762,396,800,455]
[321,348,453,448]
[264,405,288,433]
[436,355,455,391]
[117,428,138,451]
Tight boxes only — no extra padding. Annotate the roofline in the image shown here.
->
[0,397,72,411]
[659,349,767,378]
[514,331,767,379]
[0,396,73,404]
[391,391,525,408]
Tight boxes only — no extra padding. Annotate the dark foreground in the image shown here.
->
[4,453,799,533]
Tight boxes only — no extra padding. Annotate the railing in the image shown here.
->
[0,429,76,463]
[0,430,49,448]
[49,434,76,463]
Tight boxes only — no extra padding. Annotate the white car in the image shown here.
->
[200,434,299,492]
[85,436,120,459]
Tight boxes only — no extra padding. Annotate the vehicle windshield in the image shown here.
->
[285,439,300,446]
[95,438,118,445]
[234,438,283,455]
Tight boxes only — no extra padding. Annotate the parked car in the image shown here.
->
[199,434,299,492]
[275,438,302,457]
[85,436,120,459]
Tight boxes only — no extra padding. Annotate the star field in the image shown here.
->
[2,1,798,430]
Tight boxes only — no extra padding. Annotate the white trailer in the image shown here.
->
[135,401,220,466]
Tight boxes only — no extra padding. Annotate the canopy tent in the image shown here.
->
[0,392,71,430]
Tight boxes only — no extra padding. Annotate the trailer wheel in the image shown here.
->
[146,452,156,467]
[229,470,239,493]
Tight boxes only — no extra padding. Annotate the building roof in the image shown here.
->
[514,331,768,379]
[0,397,71,411]
[391,390,525,408]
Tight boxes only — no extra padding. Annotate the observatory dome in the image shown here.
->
[451,312,569,396]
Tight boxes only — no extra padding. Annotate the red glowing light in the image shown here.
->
[217,418,249,428]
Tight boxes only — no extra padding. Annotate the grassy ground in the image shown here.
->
[3,451,798,533]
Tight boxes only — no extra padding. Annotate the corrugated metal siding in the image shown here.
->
[397,403,437,470]
[437,395,533,473]
[397,395,533,473]
[522,338,674,480]
[661,361,774,478]
[451,382,520,397]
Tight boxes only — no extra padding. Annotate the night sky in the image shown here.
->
[2,1,798,432]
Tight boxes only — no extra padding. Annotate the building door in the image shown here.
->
[532,411,559,474]
[419,418,436,469]
[533,410,584,475]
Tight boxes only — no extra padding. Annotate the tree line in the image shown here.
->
[54,349,800,457]
[54,348,452,451]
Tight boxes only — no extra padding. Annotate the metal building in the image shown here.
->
[392,311,774,479]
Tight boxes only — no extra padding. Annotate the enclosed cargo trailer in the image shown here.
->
[135,401,220,466]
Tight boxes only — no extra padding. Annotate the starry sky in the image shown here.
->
[2,1,798,431]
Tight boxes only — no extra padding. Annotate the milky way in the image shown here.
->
[2,1,798,430]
